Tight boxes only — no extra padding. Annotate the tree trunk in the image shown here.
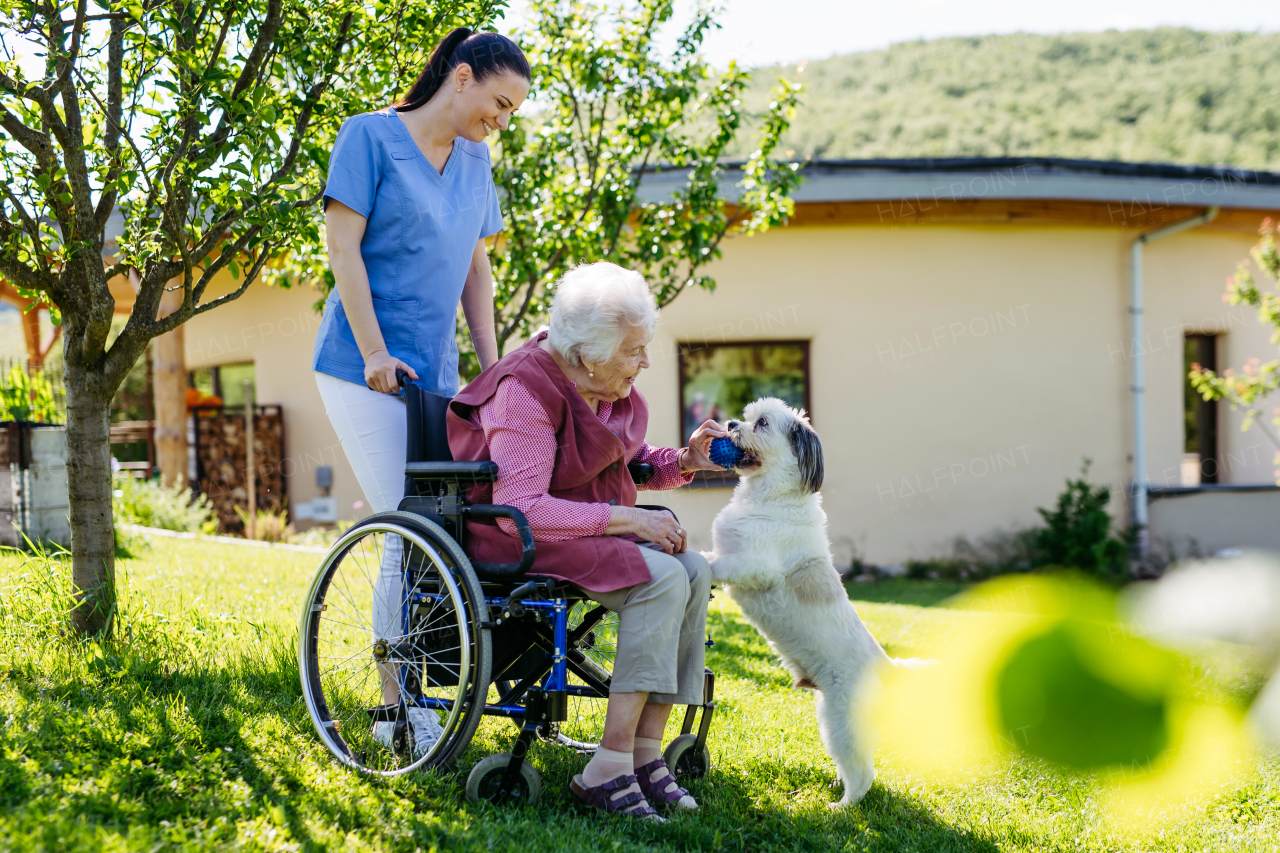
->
[153,286,188,487]
[64,361,116,635]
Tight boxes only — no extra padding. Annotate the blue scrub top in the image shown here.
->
[312,107,504,396]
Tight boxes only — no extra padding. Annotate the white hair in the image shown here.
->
[547,262,658,368]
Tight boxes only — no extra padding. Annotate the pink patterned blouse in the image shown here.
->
[476,375,692,541]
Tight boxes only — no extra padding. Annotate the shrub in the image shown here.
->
[234,503,294,543]
[0,363,63,423]
[905,557,973,580]
[1033,460,1131,578]
[287,519,353,549]
[857,463,1131,583]
[112,475,217,534]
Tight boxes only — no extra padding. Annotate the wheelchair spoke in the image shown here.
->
[328,572,377,629]
[315,641,376,669]
[323,655,379,694]
[316,614,377,636]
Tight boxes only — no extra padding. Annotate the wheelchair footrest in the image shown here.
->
[366,703,403,723]
[365,700,441,722]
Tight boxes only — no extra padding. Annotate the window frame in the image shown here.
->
[676,339,812,486]
[1183,332,1219,485]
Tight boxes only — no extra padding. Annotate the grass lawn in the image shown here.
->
[1,536,1278,852]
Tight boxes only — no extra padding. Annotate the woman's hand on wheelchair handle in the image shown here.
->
[364,349,417,394]
[607,505,685,554]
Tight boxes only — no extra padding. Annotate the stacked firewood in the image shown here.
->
[193,405,285,534]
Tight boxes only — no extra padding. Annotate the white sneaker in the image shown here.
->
[372,706,445,758]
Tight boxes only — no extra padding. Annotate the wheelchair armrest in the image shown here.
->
[636,504,678,522]
[463,504,536,577]
[629,462,654,485]
[405,461,498,484]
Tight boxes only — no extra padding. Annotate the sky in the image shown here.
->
[500,0,1280,68]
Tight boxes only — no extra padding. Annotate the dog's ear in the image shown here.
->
[788,419,824,493]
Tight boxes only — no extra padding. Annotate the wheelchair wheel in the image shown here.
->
[300,511,491,777]
[663,732,711,779]
[465,753,542,805]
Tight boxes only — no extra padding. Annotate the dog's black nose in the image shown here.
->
[727,420,739,429]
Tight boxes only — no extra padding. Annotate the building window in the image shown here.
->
[678,341,811,445]
[1183,333,1218,486]
[188,362,255,409]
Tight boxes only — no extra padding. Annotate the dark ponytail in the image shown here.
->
[395,27,530,112]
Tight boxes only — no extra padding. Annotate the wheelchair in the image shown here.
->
[298,379,717,804]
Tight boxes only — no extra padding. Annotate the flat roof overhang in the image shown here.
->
[634,156,1280,228]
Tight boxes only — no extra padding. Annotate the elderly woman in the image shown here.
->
[447,262,727,820]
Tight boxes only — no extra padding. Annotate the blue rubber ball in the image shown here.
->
[708,436,745,470]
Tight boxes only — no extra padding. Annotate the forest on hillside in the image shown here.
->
[728,28,1279,169]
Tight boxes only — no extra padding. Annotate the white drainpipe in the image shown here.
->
[1130,206,1219,555]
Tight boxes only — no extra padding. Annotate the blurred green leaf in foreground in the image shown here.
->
[876,574,1253,830]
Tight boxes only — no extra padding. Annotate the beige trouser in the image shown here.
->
[582,544,711,705]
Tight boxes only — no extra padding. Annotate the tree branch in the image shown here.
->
[190,238,282,319]
[70,62,157,200]
[53,0,100,251]
[0,182,49,263]
[94,13,128,233]
[197,0,285,161]
[0,103,52,156]
[43,0,89,98]
[0,215,51,291]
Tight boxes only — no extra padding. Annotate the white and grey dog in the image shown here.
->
[705,397,920,806]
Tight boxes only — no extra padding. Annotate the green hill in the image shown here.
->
[732,28,1280,169]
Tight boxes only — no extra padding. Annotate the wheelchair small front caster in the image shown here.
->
[664,733,711,780]
[465,753,542,806]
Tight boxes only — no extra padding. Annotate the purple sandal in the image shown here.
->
[570,773,665,821]
[636,758,698,811]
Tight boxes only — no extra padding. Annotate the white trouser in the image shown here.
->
[315,372,409,642]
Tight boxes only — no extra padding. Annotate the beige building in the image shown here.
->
[177,157,1280,565]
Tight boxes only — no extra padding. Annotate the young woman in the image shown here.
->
[312,28,529,746]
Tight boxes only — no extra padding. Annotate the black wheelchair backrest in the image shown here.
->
[400,372,654,488]
[404,381,454,465]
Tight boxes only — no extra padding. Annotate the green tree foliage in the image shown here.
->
[476,0,801,370]
[729,28,1280,169]
[0,0,504,633]
[1189,219,1280,482]
[1034,461,1130,578]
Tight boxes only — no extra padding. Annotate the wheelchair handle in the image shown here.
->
[396,368,410,388]
[463,503,536,577]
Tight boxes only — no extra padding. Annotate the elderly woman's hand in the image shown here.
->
[606,506,686,554]
[681,418,729,472]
